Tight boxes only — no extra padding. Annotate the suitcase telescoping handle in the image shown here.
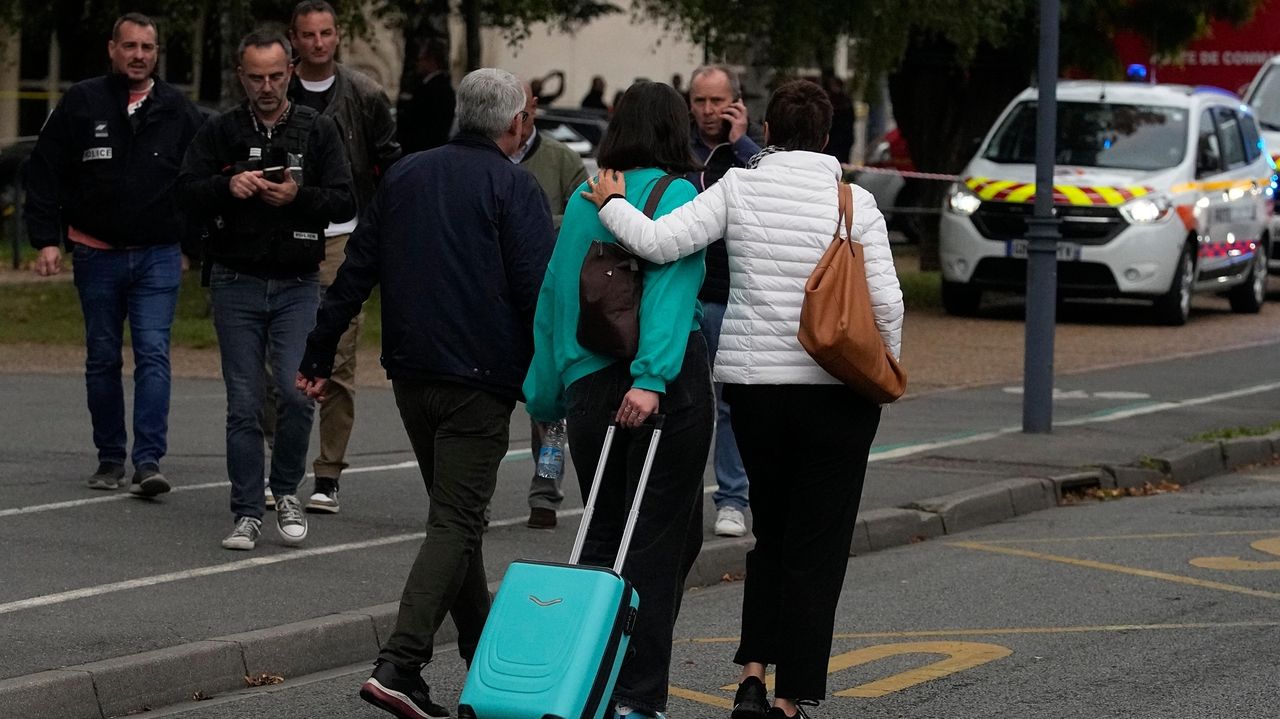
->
[568,415,666,573]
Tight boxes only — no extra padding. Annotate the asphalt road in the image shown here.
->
[4,340,1280,683]
[124,464,1280,719]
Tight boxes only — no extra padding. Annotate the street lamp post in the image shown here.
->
[1023,0,1062,434]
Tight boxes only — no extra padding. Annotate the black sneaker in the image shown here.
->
[731,676,769,719]
[307,476,340,513]
[359,661,450,719]
[764,701,815,719]
[87,462,126,490]
[129,465,171,497]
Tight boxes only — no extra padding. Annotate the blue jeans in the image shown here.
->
[72,243,182,469]
[698,301,749,511]
[209,264,320,521]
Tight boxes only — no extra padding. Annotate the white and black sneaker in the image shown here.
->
[264,478,274,510]
[359,660,450,719]
[221,517,262,550]
[275,494,308,546]
[307,477,340,513]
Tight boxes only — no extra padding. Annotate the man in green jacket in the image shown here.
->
[510,81,588,529]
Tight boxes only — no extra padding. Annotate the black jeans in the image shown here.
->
[565,332,714,714]
[378,379,516,670]
[725,383,882,702]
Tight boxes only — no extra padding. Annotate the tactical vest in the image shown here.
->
[206,104,325,270]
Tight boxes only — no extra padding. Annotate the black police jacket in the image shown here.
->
[299,132,555,402]
[176,102,355,278]
[24,73,205,250]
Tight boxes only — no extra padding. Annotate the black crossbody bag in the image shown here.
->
[576,174,679,359]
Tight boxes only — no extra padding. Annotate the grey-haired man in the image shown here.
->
[298,67,555,719]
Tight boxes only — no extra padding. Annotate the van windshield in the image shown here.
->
[1247,65,1280,133]
[983,100,1188,171]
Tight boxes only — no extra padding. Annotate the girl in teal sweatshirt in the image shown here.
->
[521,81,714,719]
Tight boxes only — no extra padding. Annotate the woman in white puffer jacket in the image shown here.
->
[583,80,903,719]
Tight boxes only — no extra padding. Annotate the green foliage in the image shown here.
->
[1190,421,1280,442]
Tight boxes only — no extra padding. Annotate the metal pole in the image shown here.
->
[1022,0,1061,434]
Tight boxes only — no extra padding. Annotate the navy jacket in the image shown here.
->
[24,73,205,249]
[300,132,556,401]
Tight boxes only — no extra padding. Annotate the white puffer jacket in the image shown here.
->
[599,150,903,386]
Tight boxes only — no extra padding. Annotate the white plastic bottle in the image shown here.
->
[535,419,567,480]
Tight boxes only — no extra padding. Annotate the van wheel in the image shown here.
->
[941,281,981,316]
[1228,241,1268,313]
[1154,245,1194,326]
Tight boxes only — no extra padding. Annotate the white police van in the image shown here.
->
[1241,57,1280,274]
[940,81,1273,324]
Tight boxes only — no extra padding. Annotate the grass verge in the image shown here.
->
[1190,422,1280,442]
[0,269,383,350]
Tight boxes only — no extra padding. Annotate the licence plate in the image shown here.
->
[1007,240,1081,261]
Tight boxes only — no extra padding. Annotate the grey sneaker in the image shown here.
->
[129,466,171,497]
[306,477,340,513]
[276,495,308,545]
[221,516,262,550]
[86,462,126,490]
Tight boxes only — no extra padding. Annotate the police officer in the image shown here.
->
[177,29,355,551]
[25,12,204,496]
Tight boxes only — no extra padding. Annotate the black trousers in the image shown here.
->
[725,383,882,702]
[379,379,516,670]
[565,333,714,714]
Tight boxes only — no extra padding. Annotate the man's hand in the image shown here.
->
[229,170,261,200]
[34,246,63,276]
[615,388,659,428]
[259,168,299,207]
[295,372,329,402]
[721,99,749,144]
[581,169,627,209]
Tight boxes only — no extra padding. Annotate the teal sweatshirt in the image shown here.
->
[523,168,705,422]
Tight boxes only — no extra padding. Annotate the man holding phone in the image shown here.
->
[687,64,760,539]
[177,29,355,551]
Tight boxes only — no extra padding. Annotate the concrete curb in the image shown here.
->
[3,438,1275,718]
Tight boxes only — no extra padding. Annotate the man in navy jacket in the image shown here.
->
[25,13,204,496]
[297,68,554,719]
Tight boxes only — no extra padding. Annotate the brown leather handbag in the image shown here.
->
[797,182,907,403]
[577,174,679,358]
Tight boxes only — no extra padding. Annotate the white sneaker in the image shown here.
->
[715,506,747,537]
[275,494,308,545]
[264,478,274,509]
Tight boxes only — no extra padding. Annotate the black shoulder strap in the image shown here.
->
[642,174,680,218]
[282,105,318,157]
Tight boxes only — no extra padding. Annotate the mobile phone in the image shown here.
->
[262,147,288,183]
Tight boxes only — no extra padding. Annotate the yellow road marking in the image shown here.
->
[828,642,1011,698]
[949,541,1280,599]
[667,686,732,709]
[677,620,1280,645]
[967,529,1280,545]
[1191,536,1280,571]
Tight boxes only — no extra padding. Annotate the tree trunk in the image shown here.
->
[888,33,1034,270]
[463,0,481,71]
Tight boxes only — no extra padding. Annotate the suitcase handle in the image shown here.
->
[568,415,665,572]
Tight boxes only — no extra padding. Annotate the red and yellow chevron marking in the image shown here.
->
[964,177,1153,207]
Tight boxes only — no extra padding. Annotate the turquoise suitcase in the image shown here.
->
[458,419,663,719]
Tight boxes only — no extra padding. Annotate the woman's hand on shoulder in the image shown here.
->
[581,169,627,209]
[615,387,659,428]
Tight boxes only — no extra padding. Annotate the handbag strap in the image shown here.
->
[835,182,854,241]
[642,174,680,218]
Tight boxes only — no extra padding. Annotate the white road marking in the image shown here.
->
[0,448,533,519]
[0,483,722,614]
[869,380,1280,462]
